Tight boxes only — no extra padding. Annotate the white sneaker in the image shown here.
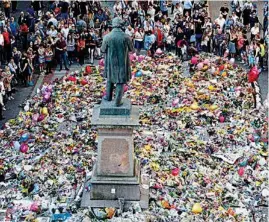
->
[8,97,11,100]
[11,96,14,100]
[2,106,6,111]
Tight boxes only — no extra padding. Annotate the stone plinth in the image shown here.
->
[81,99,149,210]
[99,98,131,116]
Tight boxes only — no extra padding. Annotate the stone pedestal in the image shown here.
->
[81,99,149,209]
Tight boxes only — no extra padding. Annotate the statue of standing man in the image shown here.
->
[101,17,134,107]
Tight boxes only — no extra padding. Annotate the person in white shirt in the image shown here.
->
[47,14,58,27]
[46,25,58,38]
[131,0,138,10]
[8,58,18,75]
[251,23,260,40]
[173,3,183,18]
[215,14,226,30]
[134,28,144,55]
[231,11,238,23]
[147,5,156,21]
[0,31,4,65]
[0,75,5,116]
[61,24,69,39]
[125,25,134,39]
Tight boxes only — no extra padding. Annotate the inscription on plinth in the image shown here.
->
[99,138,130,175]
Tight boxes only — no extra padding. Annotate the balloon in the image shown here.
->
[219,65,224,71]
[172,98,179,107]
[191,56,198,65]
[30,202,39,212]
[13,141,20,150]
[138,55,144,62]
[229,58,235,64]
[203,59,210,65]
[124,85,128,92]
[156,48,163,55]
[20,133,29,142]
[197,62,204,70]
[219,116,225,123]
[20,143,29,153]
[38,114,45,122]
[192,203,202,214]
[99,59,105,66]
[32,113,39,122]
[41,107,49,115]
[85,66,92,74]
[210,67,216,74]
[47,85,53,92]
[171,168,179,176]
[254,134,260,142]
[67,76,76,82]
[248,67,259,83]
[81,79,88,86]
[43,93,50,102]
[238,167,245,177]
[190,102,199,110]
[129,54,135,61]
[209,104,218,111]
[135,71,143,77]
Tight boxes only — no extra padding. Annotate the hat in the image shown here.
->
[112,17,124,28]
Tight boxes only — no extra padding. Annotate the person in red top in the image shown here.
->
[2,28,11,62]
[19,22,29,50]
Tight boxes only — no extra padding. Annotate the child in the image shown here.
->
[3,66,14,100]
[45,45,53,75]
[38,44,45,74]
[0,75,6,114]
[166,32,173,52]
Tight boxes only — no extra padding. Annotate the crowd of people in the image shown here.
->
[0,0,268,120]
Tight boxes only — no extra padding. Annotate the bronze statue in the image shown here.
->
[101,17,133,107]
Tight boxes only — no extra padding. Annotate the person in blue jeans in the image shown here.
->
[56,36,69,71]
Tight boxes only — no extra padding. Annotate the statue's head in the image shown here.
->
[112,17,124,28]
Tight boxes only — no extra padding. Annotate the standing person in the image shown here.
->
[19,22,29,50]
[171,0,180,15]
[66,34,75,66]
[134,28,144,55]
[0,76,5,119]
[259,39,265,71]
[77,35,86,66]
[87,35,96,64]
[0,31,4,65]
[242,5,251,28]
[3,66,14,100]
[160,0,168,17]
[20,53,30,86]
[220,3,229,20]
[11,0,17,12]
[45,45,53,75]
[2,28,11,63]
[56,35,69,71]
[183,0,192,17]
[2,0,11,19]
[38,44,45,74]
[9,17,19,39]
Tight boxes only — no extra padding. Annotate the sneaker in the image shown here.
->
[10,96,14,100]
[30,81,34,86]
[65,68,70,71]
[8,97,11,101]
[2,106,6,111]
